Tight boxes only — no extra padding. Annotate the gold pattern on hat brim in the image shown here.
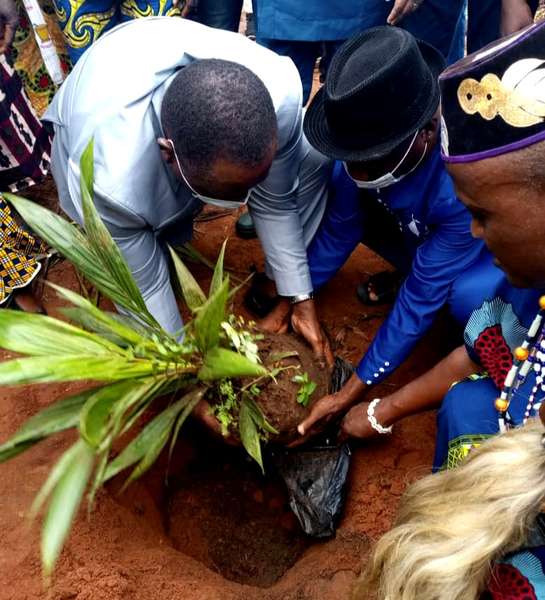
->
[457,58,545,127]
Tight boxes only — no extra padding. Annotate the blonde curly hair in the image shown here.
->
[355,420,545,600]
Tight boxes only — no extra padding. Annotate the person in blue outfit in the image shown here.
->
[262,27,506,443]
[253,0,465,105]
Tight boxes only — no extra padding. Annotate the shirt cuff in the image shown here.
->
[267,265,313,297]
[356,356,394,386]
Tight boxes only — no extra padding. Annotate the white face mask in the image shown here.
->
[343,130,427,190]
[167,139,252,208]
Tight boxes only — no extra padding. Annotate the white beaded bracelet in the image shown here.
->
[367,398,393,435]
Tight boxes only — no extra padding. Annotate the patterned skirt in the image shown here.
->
[0,196,48,304]
[0,57,50,303]
[0,56,51,192]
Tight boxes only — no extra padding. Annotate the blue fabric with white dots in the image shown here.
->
[306,145,502,386]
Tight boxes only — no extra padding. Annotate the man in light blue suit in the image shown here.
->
[45,17,333,336]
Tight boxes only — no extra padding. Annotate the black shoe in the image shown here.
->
[235,211,257,239]
[243,270,279,318]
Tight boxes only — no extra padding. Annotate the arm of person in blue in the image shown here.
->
[356,194,484,385]
[296,163,486,439]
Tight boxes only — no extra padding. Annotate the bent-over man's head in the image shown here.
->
[441,19,545,288]
[158,59,278,207]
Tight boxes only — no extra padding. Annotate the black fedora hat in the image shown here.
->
[304,26,446,162]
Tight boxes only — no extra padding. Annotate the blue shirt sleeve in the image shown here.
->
[356,195,484,385]
[307,162,365,289]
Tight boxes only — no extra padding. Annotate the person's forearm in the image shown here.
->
[333,372,368,411]
[379,345,478,425]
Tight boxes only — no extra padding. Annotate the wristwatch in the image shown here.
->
[290,292,314,305]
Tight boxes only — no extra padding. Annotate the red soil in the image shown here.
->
[0,186,448,600]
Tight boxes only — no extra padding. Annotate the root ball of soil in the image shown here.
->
[251,333,330,445]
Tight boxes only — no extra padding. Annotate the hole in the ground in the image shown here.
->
[165,449,312,587]
[108,426,316,588]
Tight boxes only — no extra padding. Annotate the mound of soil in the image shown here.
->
[253,333,331,444]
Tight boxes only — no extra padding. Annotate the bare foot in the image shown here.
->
[11,289,45,314]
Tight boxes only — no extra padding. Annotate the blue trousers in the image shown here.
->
[196,0,243,32]
[256,0,466,105]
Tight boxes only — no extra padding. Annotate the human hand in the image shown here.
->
[291,299,334,367]
[192,398,240,446]
[295,372,367,442]
[176,0,195,18]
[501,0,533,36]
[339,398,396,441]
[286,392,347,448]
[387,0,424,25]
[0,0,17,54]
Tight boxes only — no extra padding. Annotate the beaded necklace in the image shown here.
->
[495,296,545,432]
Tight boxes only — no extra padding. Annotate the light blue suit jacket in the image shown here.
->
[45,17,312,333]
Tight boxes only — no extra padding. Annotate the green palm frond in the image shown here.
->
[0,138,274,580]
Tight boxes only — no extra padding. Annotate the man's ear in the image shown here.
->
[423,114,440,142]
[157,137,175,164]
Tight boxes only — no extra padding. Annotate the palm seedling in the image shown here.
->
[0,140,279,580]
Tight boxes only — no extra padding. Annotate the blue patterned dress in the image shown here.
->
[434,280,545,598]
[53,0,181,63]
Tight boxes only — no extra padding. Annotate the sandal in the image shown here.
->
[356,270,403,306]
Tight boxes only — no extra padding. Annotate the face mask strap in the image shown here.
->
[344,129,427,190]
[167,139,199,196]
[391,129,421,177]
[166,138,251,208]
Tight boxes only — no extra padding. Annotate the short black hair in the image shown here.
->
[161,59,277,181]
[507,138,545,192]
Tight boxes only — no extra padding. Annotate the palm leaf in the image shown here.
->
[167,387,204,462]
[168,245,206,311]
[103,394,195,485]
[209,239,227,296]
[79,141,159,329]
[79,380,145,448]
[40,440,94,579]
[4,194,135,317]
[198,347,267,381]
[0,355,162,385]
[51,283,149,346]
[0,308,125,357]
[193,277,230,352]
[0,388,97,462]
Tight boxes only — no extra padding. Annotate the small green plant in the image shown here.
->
[292,372,317,407]
[221,314,263,364]
[0,139,277,580]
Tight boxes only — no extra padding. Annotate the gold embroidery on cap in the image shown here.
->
[458,58,545,127]
[535,0,545,23]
